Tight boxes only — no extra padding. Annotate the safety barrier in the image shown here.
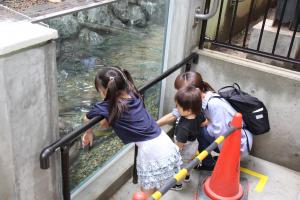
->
[147,125,238,200]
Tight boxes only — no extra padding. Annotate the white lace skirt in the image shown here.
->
[135,131,182,189]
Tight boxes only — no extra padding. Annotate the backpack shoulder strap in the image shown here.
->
[218,83,241,93]
[207,93,229,104]
[242,128,251,153]
[207,94,224,111]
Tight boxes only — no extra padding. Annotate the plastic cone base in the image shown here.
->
[196,175,248,200]
[203,177,243,200]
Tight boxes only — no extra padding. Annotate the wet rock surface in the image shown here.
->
[70,134,123,190]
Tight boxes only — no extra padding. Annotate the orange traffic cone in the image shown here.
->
[132,191,147,200]
[203,113,243,200]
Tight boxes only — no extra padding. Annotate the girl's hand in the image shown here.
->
[82,132,93,147]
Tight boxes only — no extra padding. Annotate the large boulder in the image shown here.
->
[78,5,127,30]
[128,0,138,4]
[79,28,105,46]
[46,15,80,39]
[138,0,166,25]
[109,0,130,24]
[78,6,112,26]
[128,5,147,27]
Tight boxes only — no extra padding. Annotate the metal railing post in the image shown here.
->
[132,145,138,184]
[61,145,70,200]
[199,0,211,49]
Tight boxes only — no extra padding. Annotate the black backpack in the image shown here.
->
[212,83,270,135]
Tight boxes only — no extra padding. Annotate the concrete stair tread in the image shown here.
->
[110,155,300,200]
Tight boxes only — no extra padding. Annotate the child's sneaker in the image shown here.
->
[171,183,183,191]
[184,175,191,182]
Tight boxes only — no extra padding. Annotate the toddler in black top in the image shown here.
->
[174,85,207,186]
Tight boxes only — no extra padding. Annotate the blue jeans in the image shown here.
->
[197,127,217,166]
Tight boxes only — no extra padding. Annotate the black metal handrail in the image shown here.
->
[40,115,103,169]
[194,0,220,20]
[139,52,199,93]
[199,0,300,66]
[39,52,199,200]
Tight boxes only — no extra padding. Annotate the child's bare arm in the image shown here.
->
[157,113,177,126]
[82,116,109,146]
[99,118,109,128]
[82,115,93,146]
[200,118,209,127]
[175,141,185,150]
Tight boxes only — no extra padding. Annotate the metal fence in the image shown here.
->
[199,0,300,66]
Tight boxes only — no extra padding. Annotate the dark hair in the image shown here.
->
[174,71,214,92]
[94,66,140,125]
[174,86,202,115]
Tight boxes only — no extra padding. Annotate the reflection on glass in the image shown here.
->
[44,0,168,191]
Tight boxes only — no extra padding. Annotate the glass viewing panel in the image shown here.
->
[43,0,169,191]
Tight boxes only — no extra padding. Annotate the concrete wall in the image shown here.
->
[159,0,204,116]
[0,22,61,199]
[194,49,300,171]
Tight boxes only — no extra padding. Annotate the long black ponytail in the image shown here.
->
[95,67,141,125]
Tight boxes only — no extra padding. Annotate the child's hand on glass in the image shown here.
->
[82,131,93,148]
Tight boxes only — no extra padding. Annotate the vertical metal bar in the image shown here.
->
[133,89,146,184]
[199,0,211,49]
[185,62,191,72]
[228,0,239,44]
[287,0,300,58]
[272,0,288,54]
[132,145,138,184]
[215,0,224,41]
[242,0,255,47]
[61,146,70,200]
[192,53,199,64]
[257,0,272,51]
